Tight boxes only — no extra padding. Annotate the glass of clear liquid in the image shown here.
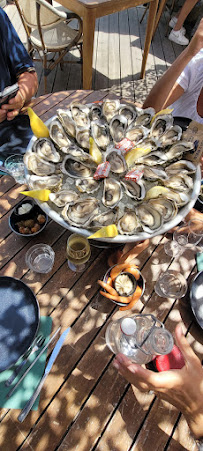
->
[25,244,55,273]
[67,233,91,272]
[4,154,26,184]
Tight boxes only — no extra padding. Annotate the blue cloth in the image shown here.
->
[0,8,34,164]
[0,8,34,91]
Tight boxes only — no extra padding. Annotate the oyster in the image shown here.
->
[24,153,55,176]
[49,120,72,151]
[118,104,137,126]
[62,197,99,226]
[76,127,90,150]
[109,114,128,142]
[163,141,194,161]
[163,173,193,192]
[28,174,62,191]
[158,125,182,147]
[61,156,94,178]
[57,109,76,138]
[165,160,197,176]
[71,103,90,128]
[49,190,79,207]
[102,99,120,122]
[91,120,111,151]
[142,165,168,181]
[117,208,141,235]
[106,149,127,174]
[138,151,167,166]
[102,177,122,208]
[126,125,149,144]
[89,207,119,230]
[150,114,173,138]
[136,203,163,233]
[147,198,178,223]
[145,185,190,206]
[32,138,60,163]
[90,104,102,121]
[121,179,145,200]
[75,177,100,194]
[135,107,155,126]
[68,146,96,166]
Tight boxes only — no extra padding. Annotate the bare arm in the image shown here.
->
[113,324,203,440]
[143,18,203,112]
[1,71,38,122]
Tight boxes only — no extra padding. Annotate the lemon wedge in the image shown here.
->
[27,107,49,138]
[88,224,118,239]
[89,137,102,164]
[150,108,174,125]
[20,189,51,201]
[124,147,151,168]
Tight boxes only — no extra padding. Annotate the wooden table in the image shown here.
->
[56,0,159,89]
[0,90,202,451]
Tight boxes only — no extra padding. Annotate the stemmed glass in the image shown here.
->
[164,222,188,259]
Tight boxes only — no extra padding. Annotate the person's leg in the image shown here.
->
[173,0,199,30]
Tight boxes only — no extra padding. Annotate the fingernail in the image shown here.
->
[113,361,120,370]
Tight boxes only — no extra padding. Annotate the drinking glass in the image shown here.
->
[25,244,55,273]
[67,233,91,272]
[187,219,203,246]
[4,154,26,184]
[155,270,187,299]
[164,222,189,259]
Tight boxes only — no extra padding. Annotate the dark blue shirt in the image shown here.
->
[0,8,34,91]
[0,8,34,165]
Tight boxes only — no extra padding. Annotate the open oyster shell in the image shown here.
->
[106,149,127,174]
[136,203,163,234]
[91,120,111,151]
[32,138,60,163]
[27,174,62,191]
[126,125,149,144]
[158,125,182,147]
[24,153,55,176]
[49,119,72,151]
[102,99,120,122]
[118,104,137,126]
[135,107,155,126]
[89,207,119,230]
[61,156,94,178]
[121,179,145,200]
[163,173,193,193]
[165,160,197,176]
[147,198,178,223]
[90,104,102,121]
[71,103,90,128]
[150,114,173,139]
[109,114,128,143]
[102,178,122,208]
[57,109,76,138]
[76,127,90,150]
[117,208,141,235]
[62,197,99,227]
[49,190,79,207]
[75,177,100,194]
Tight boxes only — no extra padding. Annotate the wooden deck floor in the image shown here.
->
[4,2,183,103]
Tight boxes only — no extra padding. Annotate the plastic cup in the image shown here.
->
[4,154,26,184]
[25,244,55,273]
[155,270,187,299]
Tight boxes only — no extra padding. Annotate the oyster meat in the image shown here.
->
[61,156,94,178]
[49,190,79,207]
[106,149,127,174]
[150,114,173,138]
[32,138,60,162]
[102,99,120,122]
[28,174,62,191]
[91,120,111,151]
[164,173,193,192]
[135,107,155,126]
[24,153,55,176]
[109,114,128,142]
[136,203,163,233]
[89,207,119,230]
[71,103,90,128]
[75,177,100,194]
[62,197,99,226]
[117,208,140,235]
[49,120,72,151]
[76,127,90,150]
[90,104,102,121]
[126,125,149,144]
[158,125,182,147]
[57,109,76,138]
[121,179,145,200]
[102,178,122,208]
[147,198,178,223]
[165,160,197,176]
[118,104,137,126]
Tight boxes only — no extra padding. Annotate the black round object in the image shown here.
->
[190,271,203,329]
[0,276,40,372]
[9,199,48,237]
[173,116,191,131]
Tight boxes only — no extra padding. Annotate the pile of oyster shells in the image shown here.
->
[24,99,197,237]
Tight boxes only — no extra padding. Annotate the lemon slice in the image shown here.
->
[124,147,151,168]
[89,137,102,164]
[88,224,118,239]
[27,107,49,138]
[150,108,174,125]
[20,189,51,201]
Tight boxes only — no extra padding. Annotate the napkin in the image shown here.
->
[0,316,52,410]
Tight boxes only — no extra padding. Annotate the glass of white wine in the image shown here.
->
[67,233,91,272]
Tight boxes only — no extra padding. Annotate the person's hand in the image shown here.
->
[1,89,25,121]
[113,324,203,440]
[188,18,203,57]
[0,107,7,123]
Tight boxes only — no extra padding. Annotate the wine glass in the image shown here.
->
[67,233,91,272]
[187,219,203,246]
[164,222,188,259]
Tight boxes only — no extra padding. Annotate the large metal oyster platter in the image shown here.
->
[25,100,201,243]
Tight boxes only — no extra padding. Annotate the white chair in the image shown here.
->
[14,0,83,92]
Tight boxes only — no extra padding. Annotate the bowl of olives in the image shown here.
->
[9,199,48,236]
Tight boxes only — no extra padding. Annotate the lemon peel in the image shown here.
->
[124,147,151,168]
[27,107,49,138]
[150,108,174,125]
[20,189,51,201]
[88,224,118,239]
[89,137,102,164]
